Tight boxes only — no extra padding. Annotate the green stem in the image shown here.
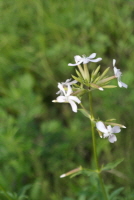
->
[89,92,109,200]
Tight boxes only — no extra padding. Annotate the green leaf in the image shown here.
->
[102,158,124,171]
[110,187,124,200]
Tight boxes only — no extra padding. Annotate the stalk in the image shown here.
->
[89,92,109,200]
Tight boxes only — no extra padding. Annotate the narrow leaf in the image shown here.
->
[110,187,124,199]
[102,158,124,171]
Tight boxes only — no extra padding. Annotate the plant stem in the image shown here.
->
[89,92,109,200]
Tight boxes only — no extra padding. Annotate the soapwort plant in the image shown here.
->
[52,53,128,199]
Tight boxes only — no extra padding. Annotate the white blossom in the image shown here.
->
[52,83,81,113]
[56,79,77,95]
[68,53,102,66]
[96,121,121,143]
[113,59,128,88]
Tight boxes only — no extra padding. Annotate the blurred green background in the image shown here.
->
[0,0,134,199]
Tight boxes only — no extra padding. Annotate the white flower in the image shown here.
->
[68,53,102,66]
[52,83,81,113]
[96,121,121,143]
[56,79,77,95]
[113,59,128,88]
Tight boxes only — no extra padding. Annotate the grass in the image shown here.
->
[0,0,134,199]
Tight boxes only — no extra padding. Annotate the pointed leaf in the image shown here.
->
[110,187,124,199]
[102,158,124,171]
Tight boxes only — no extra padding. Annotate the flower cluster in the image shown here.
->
[52,53,127,143]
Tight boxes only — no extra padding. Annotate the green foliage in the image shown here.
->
[0,0,134,199]
[102,158,124,171]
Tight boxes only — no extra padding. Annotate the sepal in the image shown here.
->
[104,122,126,128]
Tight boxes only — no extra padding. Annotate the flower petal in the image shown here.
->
[68,99,78,112]
[107,125,112,133]
[69,96,81,104]
[57,96,66,102]
[113,59,116,66]
[89,58,102,62]
[58,83,66,95]
[113,67,118,76]
[96,121,108,134]
[68,59,82,66]
[65,78,72,83]
[112,126,121,133]
[83,58,90,64]
[103,132,110,138]
[66,85,72,96]
[118,81,128,88]
[108,134,117,143]
[67,80,77,85]
[68,63,79,66]
[74,55,82,62]
[88,53,96,59]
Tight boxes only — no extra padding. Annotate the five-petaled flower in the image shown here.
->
[96,121,122,143]
[52,83,81,113]
[113,59,128,88]
[68,53,102,66]
[56,79,77,95]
